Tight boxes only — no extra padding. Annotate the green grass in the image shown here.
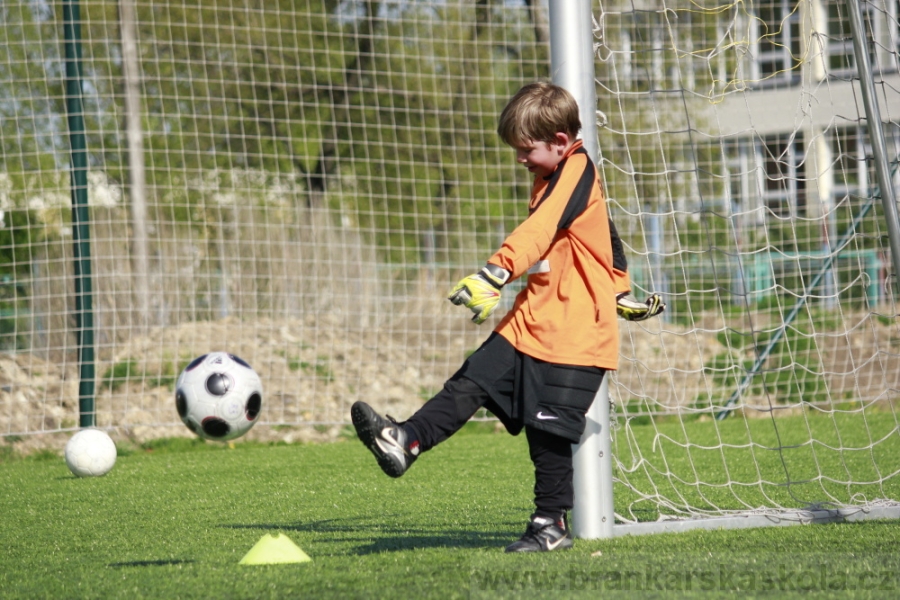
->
[2,426,900,599]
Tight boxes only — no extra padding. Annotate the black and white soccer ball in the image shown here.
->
[175,352,263,441]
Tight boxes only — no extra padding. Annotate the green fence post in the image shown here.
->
[63,0,96,428]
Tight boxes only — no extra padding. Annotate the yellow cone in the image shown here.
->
[239,533,311,565]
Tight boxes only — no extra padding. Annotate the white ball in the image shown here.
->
[175,352,263,442]
[65,429,117,477]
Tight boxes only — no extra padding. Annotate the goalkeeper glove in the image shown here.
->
[616,292,666,321]
[448,264,510,324]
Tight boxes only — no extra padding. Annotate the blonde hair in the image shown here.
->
[497,82,582,147]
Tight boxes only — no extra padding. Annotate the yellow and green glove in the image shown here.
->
[448,265,511,324]
[616,292,666,321]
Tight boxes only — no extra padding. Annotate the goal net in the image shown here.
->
[595,0,900,530]
[1,0,899,529]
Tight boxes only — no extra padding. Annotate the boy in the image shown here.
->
[351,82,657,552]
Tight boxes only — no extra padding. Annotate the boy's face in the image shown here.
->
[511,132,571,179]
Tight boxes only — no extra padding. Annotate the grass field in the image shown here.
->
[3,424,900,599]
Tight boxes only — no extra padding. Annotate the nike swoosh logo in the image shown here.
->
[536,411,558,420]
[374,428,403,453]
[546,535,568,550]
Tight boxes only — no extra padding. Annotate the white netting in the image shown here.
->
[597,0,900,521]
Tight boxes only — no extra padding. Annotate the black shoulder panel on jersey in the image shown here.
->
[531,161,563,215]
[557,147,595,230]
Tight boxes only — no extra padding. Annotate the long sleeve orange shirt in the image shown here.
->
[488,141,619,370]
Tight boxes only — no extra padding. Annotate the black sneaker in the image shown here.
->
[351,401,418,478]
[504,514,573,552]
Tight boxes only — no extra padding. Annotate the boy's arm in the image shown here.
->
[445,213,548,325]
[448,150,596,323]
[609,217,666,320]
[488,152,595,278]
[446,159,577,324]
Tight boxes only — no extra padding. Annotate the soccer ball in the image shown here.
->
[175,352,263,441]
[65,429,117,477]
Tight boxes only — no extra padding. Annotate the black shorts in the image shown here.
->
[455,332,606,443]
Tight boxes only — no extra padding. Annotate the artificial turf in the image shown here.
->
[2,423,899,599]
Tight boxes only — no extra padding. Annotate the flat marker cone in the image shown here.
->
[239,533,311,565]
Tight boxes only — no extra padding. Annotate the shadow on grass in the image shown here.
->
[223,517,514,554]
[108,559,196,568]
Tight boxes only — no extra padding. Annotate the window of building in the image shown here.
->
[831,127,869,196]
[831,123,900,201]
[723,139,750,211]
[622,10,667,92]
[826,0,879,75]
[722,134,806,219]
[759,134,806,216]
[753,0,802,83]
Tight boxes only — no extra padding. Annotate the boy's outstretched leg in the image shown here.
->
[351,401,419,478]
[352,374,490,478]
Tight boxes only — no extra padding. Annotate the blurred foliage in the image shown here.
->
[1,0,550,274]
[0,0,891,344]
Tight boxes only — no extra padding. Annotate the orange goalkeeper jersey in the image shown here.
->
[488,140,619,370]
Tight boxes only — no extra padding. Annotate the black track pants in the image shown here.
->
[404,374,576,517]
[404,375,486,451]
[526,425,574,517]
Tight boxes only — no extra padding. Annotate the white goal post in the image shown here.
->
[547,0,616,539]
